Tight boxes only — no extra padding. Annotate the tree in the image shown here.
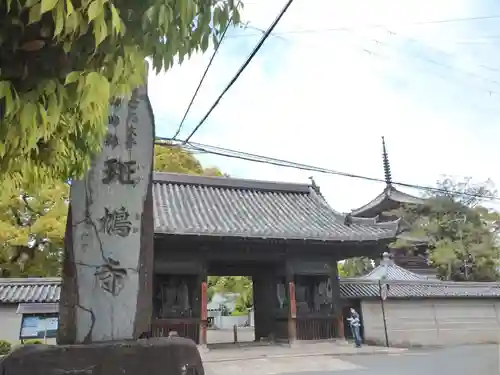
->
[0,0,241,187]
[394,177,500,281]
[339,258,374,278]
[153,143,224,176]
[0,181,68,277]
[207,276,253,311]
[0,145,223,278]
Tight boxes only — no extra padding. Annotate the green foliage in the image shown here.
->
[0,144,223,277]
[23,339,43,344]
[0,339,11,355]
[394,177,500,281]
[337,262,347,277]
[339,257,374,277]
[208,275,253,310]
[231,309,248,316]
[154,143,224,176]
[0,182,68,277]
[0,0,242,188]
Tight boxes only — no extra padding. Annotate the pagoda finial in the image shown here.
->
[381,136,392,186]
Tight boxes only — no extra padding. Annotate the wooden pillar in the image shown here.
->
[286,264,297,344]
[253,274,275,341]
[329,259,343,338]
[200,272,208,346]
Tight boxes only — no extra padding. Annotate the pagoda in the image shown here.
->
[350,137,436,279]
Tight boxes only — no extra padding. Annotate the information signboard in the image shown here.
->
[19,314,59,340]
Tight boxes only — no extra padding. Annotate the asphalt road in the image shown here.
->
[282,345,500,375]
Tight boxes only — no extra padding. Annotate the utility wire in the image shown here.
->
[238,20,500,82]
[374,26,500,86]
[225,14,500,39]
[172,2,241,139]
[267,25,500,98]
[232,20,500,99]
[182,0,296,144]
[155,137,500,203]
[346,28,500,94]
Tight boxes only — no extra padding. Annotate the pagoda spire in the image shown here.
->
[381,136,392,186]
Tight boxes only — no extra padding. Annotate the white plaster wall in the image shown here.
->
[213,315,251,329]
[0,305,56,345]
[0,305,22,343]
[361,299,500,347]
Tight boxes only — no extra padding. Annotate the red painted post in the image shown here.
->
[289,282,296,319]
[200,281,208,346]
[288,281,297,343]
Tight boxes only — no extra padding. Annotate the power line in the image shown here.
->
[172,3,241,139]
[170,16,500,135]
[238,18,500,83]
[182,0,296,144]
[374,26,500,85]
[412,14,500,25]
[226,14,500,39]
[238,20,500,98]
[155,137,500,203]
[267,25,500,98]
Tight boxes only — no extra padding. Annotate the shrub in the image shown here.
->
[23,339,43,345]
[0,340,12,355]
[231,310,248,317]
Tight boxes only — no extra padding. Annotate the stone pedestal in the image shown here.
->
[0,337,203,375]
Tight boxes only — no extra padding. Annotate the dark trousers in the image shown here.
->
[350,325,362,347]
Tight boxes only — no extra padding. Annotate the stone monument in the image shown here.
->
[0,69,204,375]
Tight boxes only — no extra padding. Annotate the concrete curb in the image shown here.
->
[201,348,408,363]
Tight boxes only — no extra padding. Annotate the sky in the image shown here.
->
[148,0,500,213]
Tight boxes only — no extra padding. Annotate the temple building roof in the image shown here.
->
[340,278,500,299]
[152,172,399,242]
[360,252,427,281]
[351,137,425,218]
[351,185,425,218]
[4,276,500,304]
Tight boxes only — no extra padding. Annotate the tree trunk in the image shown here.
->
[58,77,154,344]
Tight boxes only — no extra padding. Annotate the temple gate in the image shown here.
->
[148,172,399,344]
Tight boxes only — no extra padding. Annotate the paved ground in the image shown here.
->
[315,345,500,375]
[203,344,500,375]
[202,341,406,362]
[202,340,406,375]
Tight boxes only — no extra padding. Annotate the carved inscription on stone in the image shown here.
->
[126,125,137,150]
[126,89,139,150]
[95,257,128,296]
[102,159,138,185]
[105,103,122,149]
[99,207,133,237]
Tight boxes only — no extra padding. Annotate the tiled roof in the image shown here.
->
[361,253,427,281]
[0,278,60,303]
[152,172,400,242]
[2,277,500,304]
[340,279,500,299]
[361,264,426,281]
[17,303,59,314]
[351,185,425,218]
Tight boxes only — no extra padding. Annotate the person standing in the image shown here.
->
[347,307,362,348]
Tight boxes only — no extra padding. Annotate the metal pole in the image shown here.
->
[379,280,389,347]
